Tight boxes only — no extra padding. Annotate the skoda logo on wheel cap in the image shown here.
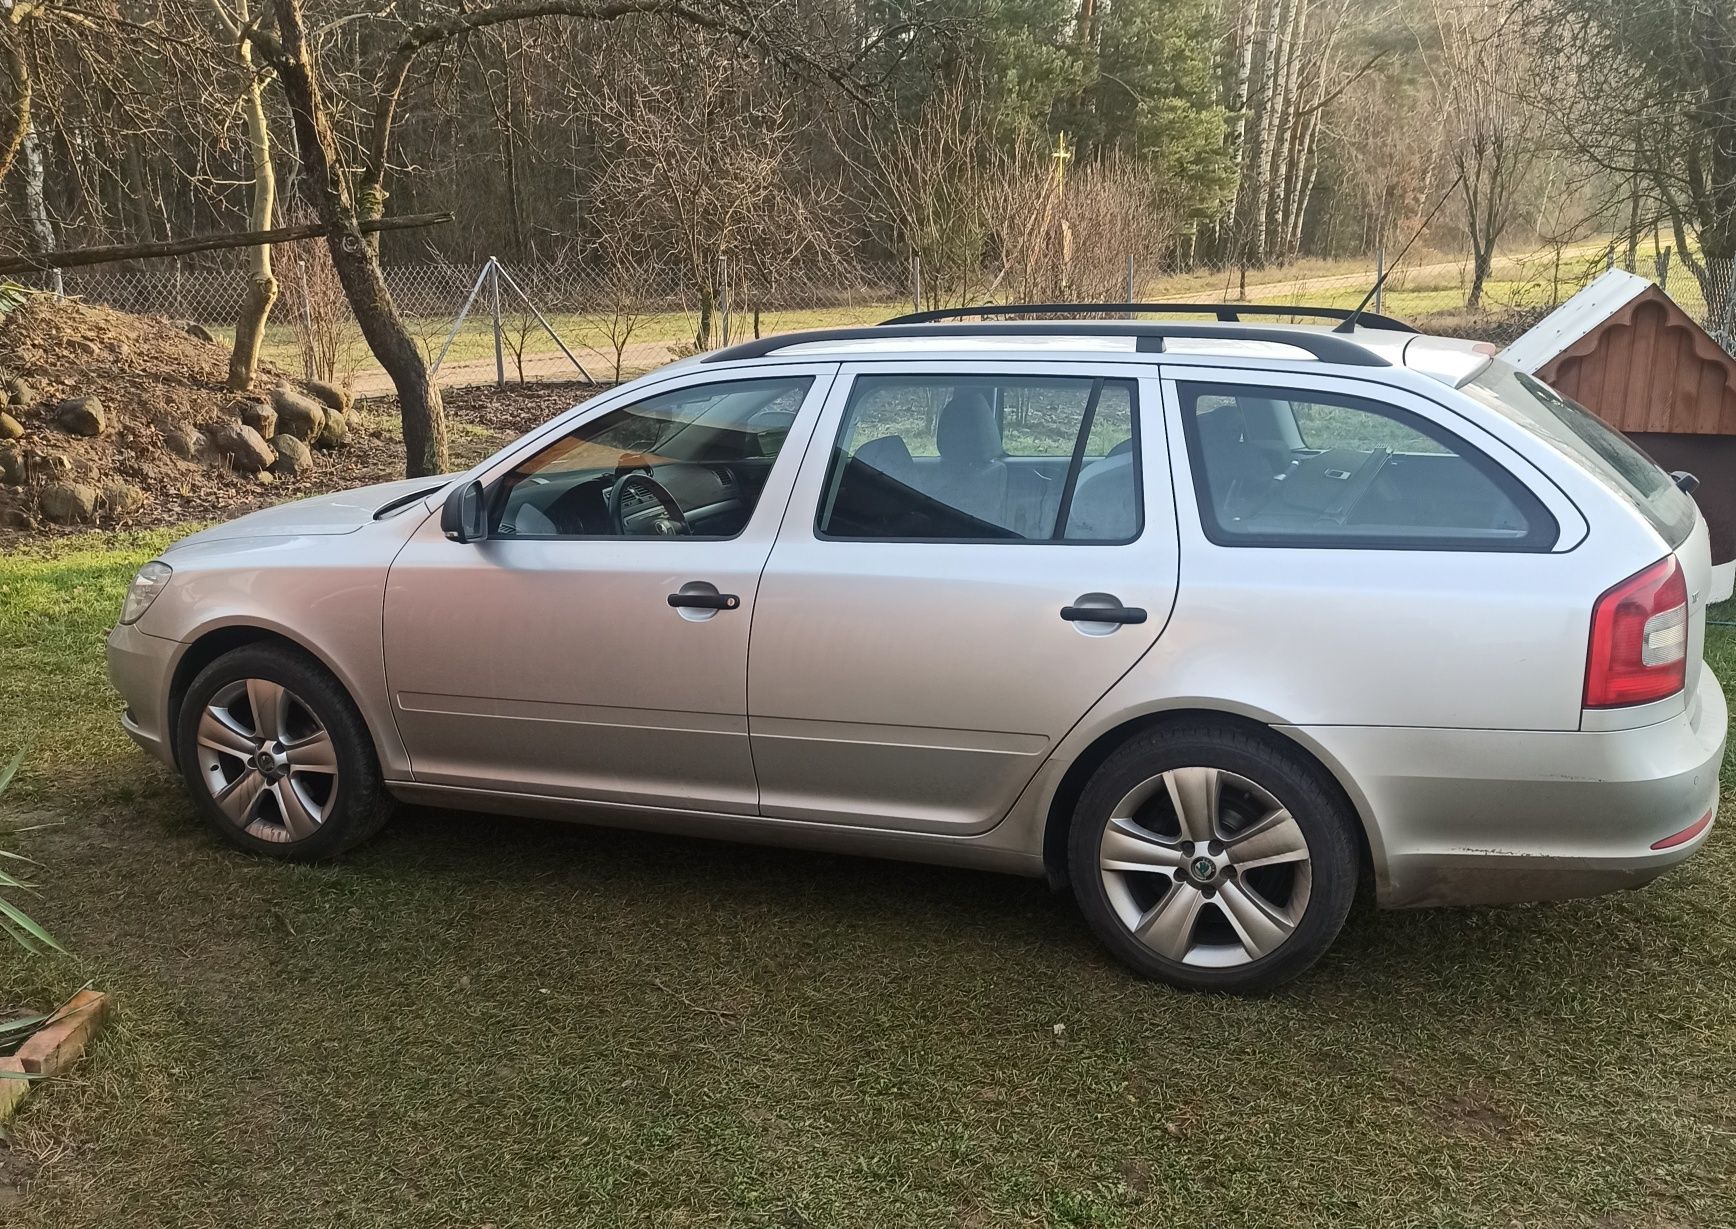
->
[1189,855,1218,882]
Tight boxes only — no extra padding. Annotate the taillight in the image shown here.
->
[1584,556,1689,708]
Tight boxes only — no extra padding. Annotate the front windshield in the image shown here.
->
[1462,361,1697,546]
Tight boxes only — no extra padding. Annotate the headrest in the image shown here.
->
[1196,405,1246,446]
[855,434,915,480]
[936,391,1002,464]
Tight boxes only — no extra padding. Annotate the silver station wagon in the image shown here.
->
[107,307,1726,992]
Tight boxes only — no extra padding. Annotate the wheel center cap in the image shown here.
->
[1189,855,1219,883]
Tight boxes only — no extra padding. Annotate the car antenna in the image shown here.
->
[1334,173,1464,334]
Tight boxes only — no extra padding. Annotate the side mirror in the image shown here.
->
[1671,470,1700,496]
[441,480,487,543]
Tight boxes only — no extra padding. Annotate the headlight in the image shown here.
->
[119,561,173,625]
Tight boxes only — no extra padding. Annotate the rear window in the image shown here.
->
[1462,363,1698,546]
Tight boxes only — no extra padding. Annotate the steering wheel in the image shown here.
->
[1331,447,1394,526]
[607,471,693,536]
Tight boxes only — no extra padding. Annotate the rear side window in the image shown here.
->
[817,374,1141,542]
[1462,363,1697,546]
[1178,381,1557,551]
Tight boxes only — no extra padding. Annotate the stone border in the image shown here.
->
[0,990,110,1124]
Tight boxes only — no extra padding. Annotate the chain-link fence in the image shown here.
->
[22,240,1735,392]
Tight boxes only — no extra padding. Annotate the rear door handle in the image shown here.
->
[1061,603,1147,625]
[668,590,740,611]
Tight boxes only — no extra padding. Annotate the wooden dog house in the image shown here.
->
[1503,269,1736,600]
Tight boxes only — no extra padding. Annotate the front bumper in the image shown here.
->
[106,620,180,770]
[1291,668,1727,908]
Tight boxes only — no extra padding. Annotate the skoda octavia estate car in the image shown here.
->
[107,308,1725,992]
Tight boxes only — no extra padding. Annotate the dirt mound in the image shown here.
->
[0,294,394,534]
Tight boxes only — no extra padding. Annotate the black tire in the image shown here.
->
[1068,722,1359,993]
[175,642,393,860]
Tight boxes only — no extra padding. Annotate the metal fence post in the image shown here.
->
[911,254,921,313]
[1124,254,1135,303]
[1657,247,1673,291]
[1374,244,1385,315]
[719,255,731,348]
[490,256,505,388]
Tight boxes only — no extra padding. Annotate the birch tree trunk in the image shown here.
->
[212,0,280,391]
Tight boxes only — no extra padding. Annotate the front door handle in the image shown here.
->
[668,590,740,611]
[1061,602,1147,625]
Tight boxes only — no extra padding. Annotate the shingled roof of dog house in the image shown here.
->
[1502,268,1736,600]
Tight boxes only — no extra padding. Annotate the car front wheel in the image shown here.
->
[176,643,392,860]
[1068,723,1359,993]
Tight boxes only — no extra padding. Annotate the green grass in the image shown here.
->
[1,530,1734,1226]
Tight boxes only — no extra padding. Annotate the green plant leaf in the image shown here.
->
[0,1012,48,1038]
[0,746,24,795]
[0,894,61,953]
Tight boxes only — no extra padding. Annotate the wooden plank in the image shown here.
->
[0,214,453,275]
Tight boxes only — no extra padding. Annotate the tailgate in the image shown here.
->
[1676,510,1713,693]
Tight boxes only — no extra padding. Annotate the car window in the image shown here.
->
[1179,381,1557,551]
[817,374,1141,542]
[1462,361,1697,546]
[492,376,812,539]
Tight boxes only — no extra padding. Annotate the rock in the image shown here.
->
[0,412,21,441]
[212,422,276,473]
[303,380,351,415]
[255,470,275,485]
[315,408,349,449]
[5,376,34,406]
[39,482,98,524]
[20,450,71,484]
[0,387,10,408]
[161,422,203,460]
[183,321,216,343]
[98,481,146,517]
[0,446,21,485]
[55,395,106,436]
[270,384,325,441]
[239,402,277,438]
[269,434,314,478]
[71,338,100,359]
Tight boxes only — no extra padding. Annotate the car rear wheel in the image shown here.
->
[1068,723,1359,993]
[176,643,392,860]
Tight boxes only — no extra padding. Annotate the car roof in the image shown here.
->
[673,321,1497,388]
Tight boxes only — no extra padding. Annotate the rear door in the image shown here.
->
[747,361,1178,833]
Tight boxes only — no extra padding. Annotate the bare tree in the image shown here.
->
[203,0,278,391]
[589,35,822,349]
[1430,0,1541,307]
[1520,0,1736,331]
[842,85,1002,309]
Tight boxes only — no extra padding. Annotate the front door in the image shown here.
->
[383,367,833,813]
[747,362,1179,833]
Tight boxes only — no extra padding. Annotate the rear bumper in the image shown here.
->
[106,620,179,770]
[1289,669,1726,908]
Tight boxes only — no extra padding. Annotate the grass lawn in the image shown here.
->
[1,530,1734,1227]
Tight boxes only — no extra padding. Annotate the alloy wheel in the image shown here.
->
[194,678,339,844]
[1098,766,1313,967]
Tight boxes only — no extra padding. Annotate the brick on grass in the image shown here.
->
[0,1058,29,1122]
[14,990,110,1076]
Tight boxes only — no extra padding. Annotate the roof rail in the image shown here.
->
[700,321,1391,367]
[882,301,1417,332]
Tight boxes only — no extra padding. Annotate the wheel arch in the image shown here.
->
[165,623,384,766]
[1039,706,1379,891]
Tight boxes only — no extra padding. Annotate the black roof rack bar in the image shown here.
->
[881,301,1417,333]
[700,320,1390,367]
